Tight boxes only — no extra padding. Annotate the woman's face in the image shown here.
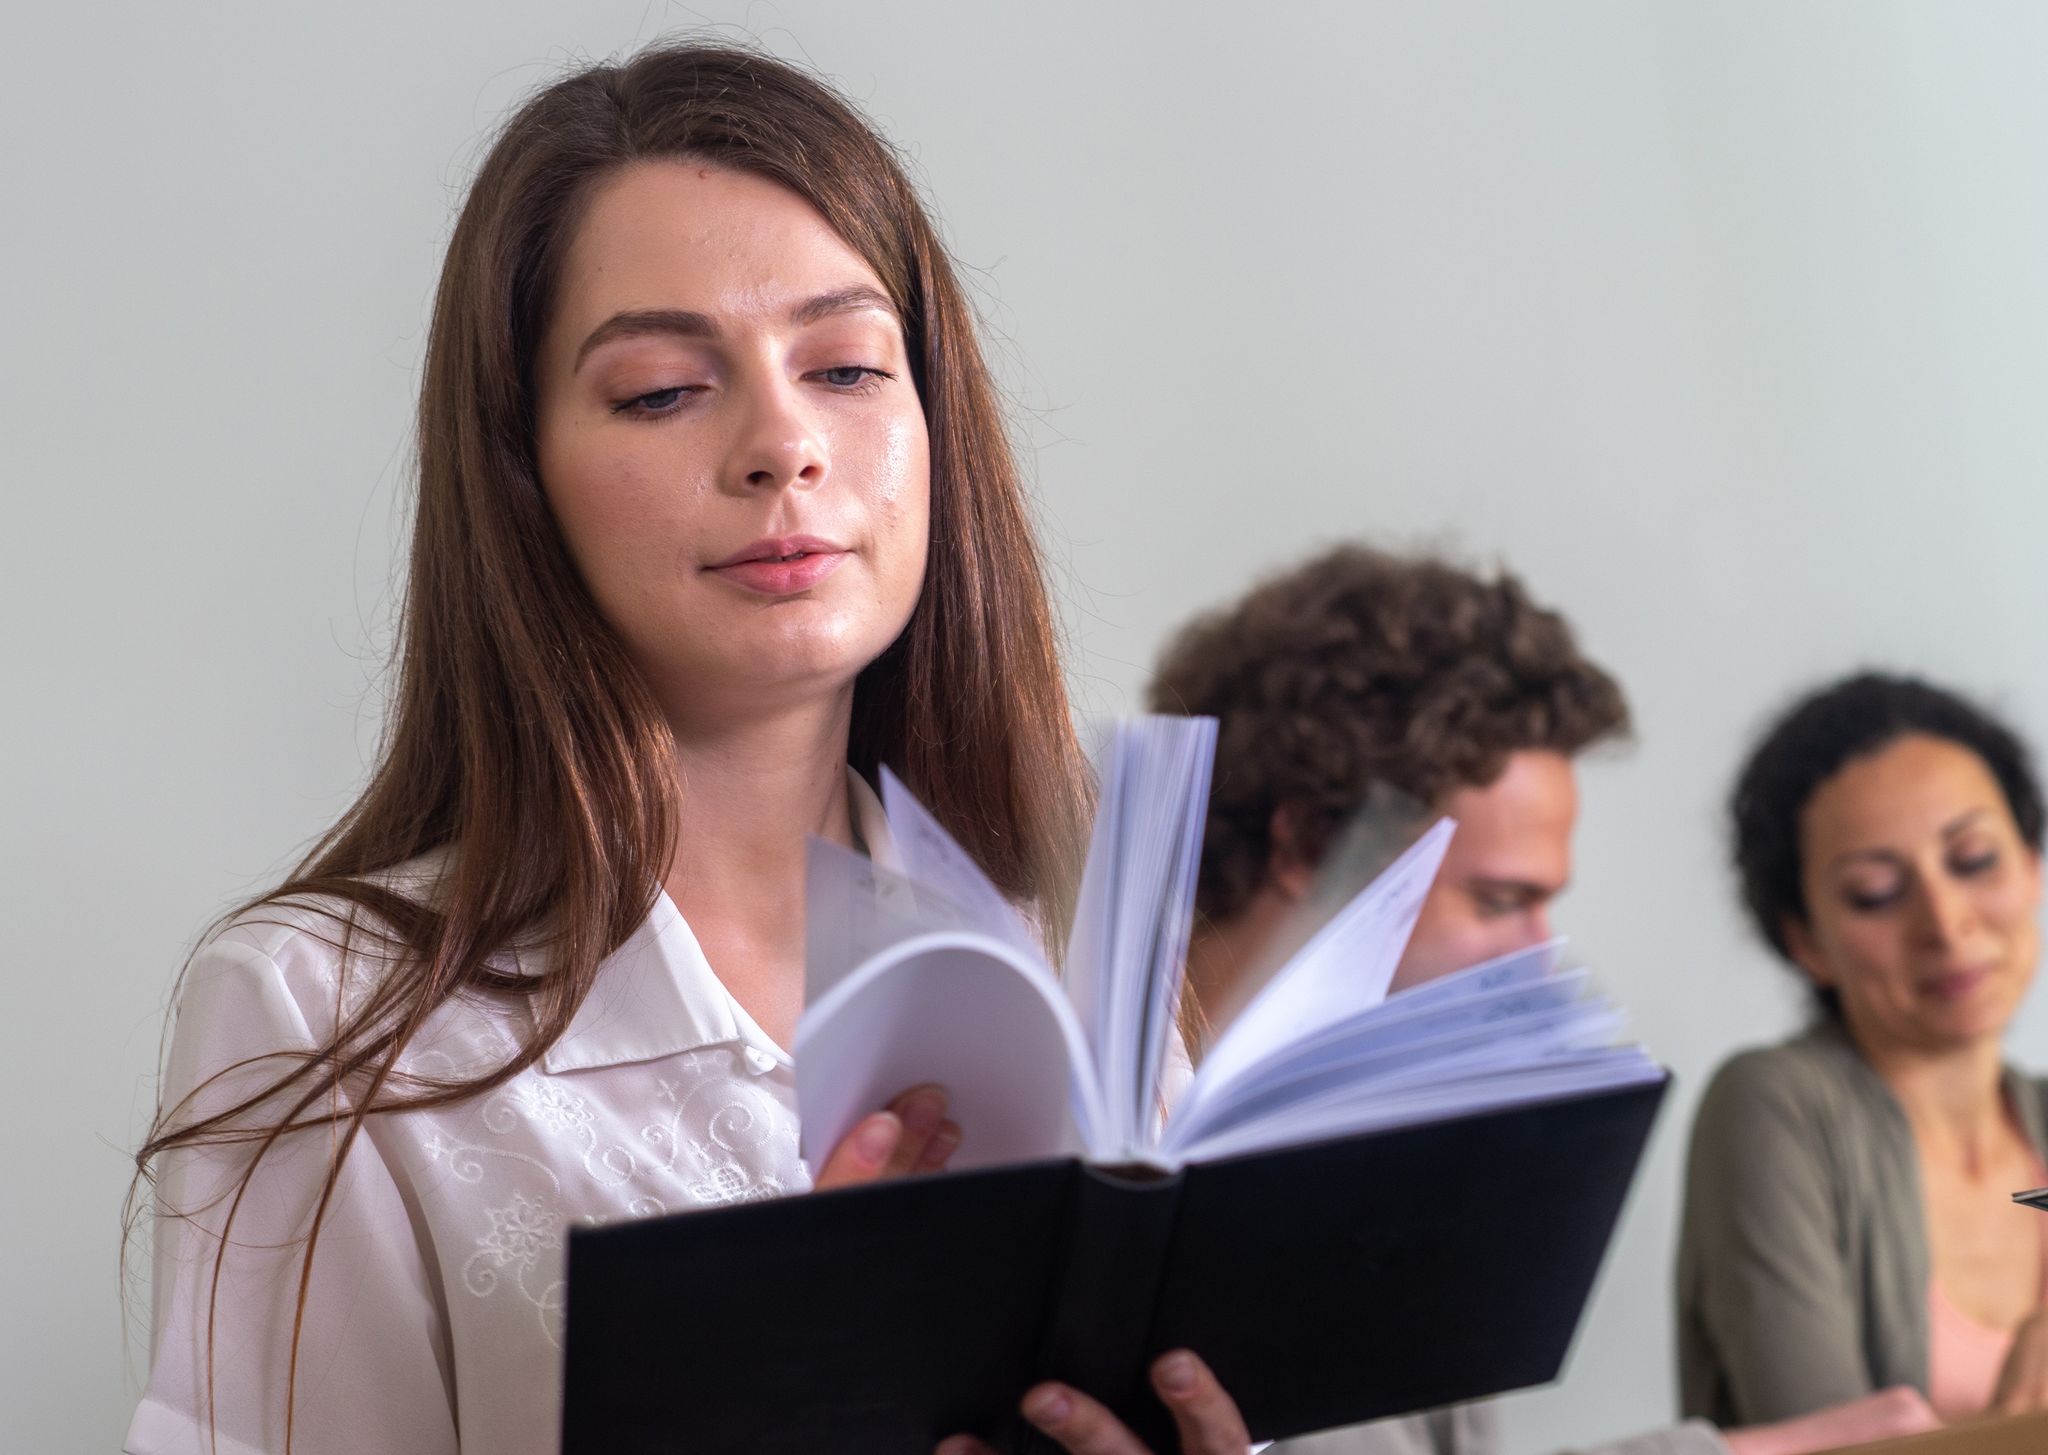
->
[1788,733,2043,1058]
[533,161,930,730]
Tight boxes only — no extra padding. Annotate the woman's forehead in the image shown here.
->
[1802,736,2007,855]
[552,160,892,334]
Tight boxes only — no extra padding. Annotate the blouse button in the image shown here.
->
[741,1045,777,1075]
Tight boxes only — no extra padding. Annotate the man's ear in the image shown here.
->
[1266,803,1316,903]
[1782,915,1836,990]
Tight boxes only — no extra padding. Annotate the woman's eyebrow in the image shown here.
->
[1828,847,1904,870]
[572,287,899,374]
[1942,807,1996,837]
[574,309,716,371]
[789,284,899,327]
[1824,811,1999,871]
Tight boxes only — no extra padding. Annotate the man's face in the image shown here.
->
[1390,749,1579,992]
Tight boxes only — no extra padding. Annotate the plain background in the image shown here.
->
[7,2,2048,1450]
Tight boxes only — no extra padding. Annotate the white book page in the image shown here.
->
[1059,717,1216,1155]
[878,765,1041,958]
[1187,997,1620,1147]
[1172,818,1455,1144]
[1174,942,1564,1132]
[1061,729,1129,1069]
[1319,1008,1633,1104]
[1118,717,1214,1152]
[1201,783,1438,1034]
[794,930,1108,1172]
[1183,1049,1662,1163]
[1381,940,1563,1010]
[1167,970,1595,1150]
[1170,936,1659,1163]
[805,835,988,1006]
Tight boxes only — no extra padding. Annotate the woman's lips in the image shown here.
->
[707,549,848,596]
[1921,965,1993,1002]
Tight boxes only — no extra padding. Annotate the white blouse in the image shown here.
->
[126,772,898,1455]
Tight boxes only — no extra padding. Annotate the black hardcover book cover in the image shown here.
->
[560,1076,1666,1454]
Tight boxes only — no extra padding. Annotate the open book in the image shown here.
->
[561,717,1666,1455]
[795,714,1660,1174]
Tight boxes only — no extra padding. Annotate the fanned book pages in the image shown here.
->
[795,714,1660,1173]
[561,716,1669,1455]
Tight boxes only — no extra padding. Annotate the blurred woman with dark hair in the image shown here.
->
[1680,673,2048,1425]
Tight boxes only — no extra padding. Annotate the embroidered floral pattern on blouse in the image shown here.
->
[513,1081,594,1135]
[415,1044,803,1348]
[461,1191,569,1346]
[477,1192,561,1271]
[640,1048,799,1205]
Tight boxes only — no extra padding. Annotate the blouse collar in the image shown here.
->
[540,767,898,1075]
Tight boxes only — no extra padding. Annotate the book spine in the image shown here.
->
[1005,1164,1186,1455]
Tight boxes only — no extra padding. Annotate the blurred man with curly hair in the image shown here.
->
[1153,543,1631,1024]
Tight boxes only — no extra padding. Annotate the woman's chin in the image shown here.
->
[759,620,899,684]
[659,622,895,714]
[1912,985,2025,1050]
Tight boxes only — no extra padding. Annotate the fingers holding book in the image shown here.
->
[933,1350,1251,1455]
[1148,1351,1254,1455]
[810,1083,963,1190]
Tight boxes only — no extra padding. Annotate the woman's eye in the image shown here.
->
[611,386,695,417]
[1953,849,2000,877]
[1843,883,1903,912]
[817,365,888,389]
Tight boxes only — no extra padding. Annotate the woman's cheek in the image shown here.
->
[1827,922,1904,997]
[878,422,931,598]
[1989,863,2047,927]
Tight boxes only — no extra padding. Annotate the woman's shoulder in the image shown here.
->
[173,851,476,1067]
[1692,1023,1882,1143]
[196,853,443,991]
[2007,1062,2048,1160]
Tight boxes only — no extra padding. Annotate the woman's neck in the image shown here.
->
[1861,1030,2016,1175]
[663,693,857,895]
[656,691,857,1050]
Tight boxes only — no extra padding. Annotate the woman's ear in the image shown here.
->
[1265,804,1317,903]
[1782,915,1836,991]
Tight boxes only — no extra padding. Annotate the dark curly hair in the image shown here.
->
[1147,545,1631,921]
[1729,672,2045,1016]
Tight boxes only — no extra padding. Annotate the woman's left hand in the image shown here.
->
[934,1350,1250,1455]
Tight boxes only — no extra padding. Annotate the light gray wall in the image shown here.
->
[7,3,2047,1450]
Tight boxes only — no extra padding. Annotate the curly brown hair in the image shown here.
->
[1148,544,1631,921]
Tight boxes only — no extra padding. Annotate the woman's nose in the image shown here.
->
[724,379,827,495]
[1912,873,1978,950]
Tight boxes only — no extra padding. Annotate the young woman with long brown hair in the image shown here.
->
[127,43,1251,1455]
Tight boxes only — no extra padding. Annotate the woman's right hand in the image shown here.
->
[811,1083,962,1191]
[1992,1304,2048,1414]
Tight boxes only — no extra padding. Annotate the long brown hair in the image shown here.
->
[132,39,1089,1447]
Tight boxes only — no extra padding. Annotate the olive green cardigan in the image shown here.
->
[1675,1021,2048,1424]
